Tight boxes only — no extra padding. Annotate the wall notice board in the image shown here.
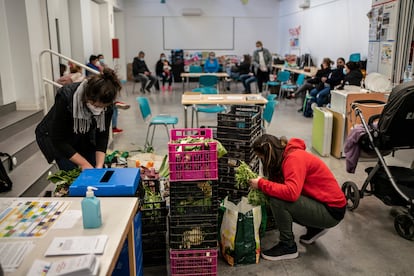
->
[163,17,234,50]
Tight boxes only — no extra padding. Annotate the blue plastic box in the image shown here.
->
[69,168,140,196]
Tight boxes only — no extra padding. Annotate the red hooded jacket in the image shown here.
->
[258,138,346,209]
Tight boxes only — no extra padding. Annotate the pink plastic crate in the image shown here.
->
[170,249,218,276]
[169,128,218,181]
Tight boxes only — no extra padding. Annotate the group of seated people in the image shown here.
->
[286,57,364,112]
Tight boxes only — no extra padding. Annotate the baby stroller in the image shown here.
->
[342,81,414,240]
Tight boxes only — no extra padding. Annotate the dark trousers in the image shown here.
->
[256,68,269,92]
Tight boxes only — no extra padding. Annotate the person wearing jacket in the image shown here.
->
[252,41,272,92]
[133,51,158,93]
[35,68,121,171]
[249,134,347,261]
[204,52,220,73]
[337,61,363,88]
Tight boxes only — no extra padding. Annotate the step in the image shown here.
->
[0,109,43,142]
[0,151,58,197]
[0,124,39,173]
[0,102,16,117]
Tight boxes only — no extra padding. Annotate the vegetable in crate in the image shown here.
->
[47,167,81,197]
[235,161,266,206]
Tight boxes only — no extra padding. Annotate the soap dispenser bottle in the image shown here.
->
[81,186,102,229]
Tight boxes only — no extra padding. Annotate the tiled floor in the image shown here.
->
[112,81,414,276]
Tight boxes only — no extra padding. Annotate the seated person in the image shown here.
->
[336,61,363,89]
[85,55,101,77]
[132,51,158,93]
[309,57,346,107]
[57,62,85,85]
[239,68,256,94]
[225,54,252,91]
[204,52,220,73]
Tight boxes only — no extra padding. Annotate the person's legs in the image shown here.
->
[268,195,340,245]
[112,105,123,133]
[289,81,314,98]
[245,77,256,93]
[239,74,249,91]
[147,75,158,90]
[309,87,319,98]
[316,87,331,107]
[137,74,148,92]
[256,69,269,92]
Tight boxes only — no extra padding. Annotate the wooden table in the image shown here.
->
[273,64,318,78]
[180,72,229,92]
[181,93,268,128]
[0,197,139,276]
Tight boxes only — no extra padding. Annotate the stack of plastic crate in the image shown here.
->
[168,128,219,276]
[140,176,168,267]
[216,105,263,202]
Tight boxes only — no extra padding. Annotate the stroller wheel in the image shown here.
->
[394,214,414,240]
[341,181,360,210]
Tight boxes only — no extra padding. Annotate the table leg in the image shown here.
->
[182,77,185,93]
[127,220,136,276]
[184,105,188,128]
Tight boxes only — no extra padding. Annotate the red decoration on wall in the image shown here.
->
[112,38,119,59]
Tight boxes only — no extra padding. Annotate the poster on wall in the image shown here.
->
[380,1,398,41]
[289,26,301,50]
[380,43,393,64]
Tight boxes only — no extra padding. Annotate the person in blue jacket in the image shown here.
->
[204,52,220,73]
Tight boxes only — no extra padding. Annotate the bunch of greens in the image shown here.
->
[172,137,227,158]
[235,161,267,206]
[47,168,81,197]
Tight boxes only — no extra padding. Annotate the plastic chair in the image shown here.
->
[199,75,218,89]
[136,97,178,149]
[262,100,278,130]
[191,87,226,128]
[189,65,203,73]
[266,71,291,97]
[280,73,306,99]
[267,94,277,101]
[349,53,361,62]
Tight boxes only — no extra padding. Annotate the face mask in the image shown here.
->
[99,59,105,64]
[256,47,262,51]
[140,58,145,61]
[161,57,166,61]
[343,68,347,75]
[240,58,244,62]
[209,56,215,59]
[86,103,104,115]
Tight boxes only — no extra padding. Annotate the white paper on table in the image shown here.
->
[226,96,244,100]
[27,255,100,276]
[44,235,108,256]
[51,210,82,229]
[207,96,224,100]
[0,241,35,272]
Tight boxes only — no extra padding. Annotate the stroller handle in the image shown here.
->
[351,99,386,110]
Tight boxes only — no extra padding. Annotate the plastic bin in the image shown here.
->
[169,128,218,182]
[170,248,218,276]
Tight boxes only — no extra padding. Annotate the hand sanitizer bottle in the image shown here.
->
[81,186,102,229]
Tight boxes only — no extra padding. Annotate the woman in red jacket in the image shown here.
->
[249,134,346,261]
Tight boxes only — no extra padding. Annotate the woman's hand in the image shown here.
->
[249,177,262,190]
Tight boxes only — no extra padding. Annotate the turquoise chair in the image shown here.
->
[280,73,306,98]
[349,53,361,62]
[189,65,203,73]
[191,87,226,128]
[263,100,278,130]
[199,75,218,89]
[266,71,291,97]
[267,94,277,101]
[136,97,178,149]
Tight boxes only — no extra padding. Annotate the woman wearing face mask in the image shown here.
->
[35,68,121,171]
[252,41,272,92]
[338,61,363,88]
[204,52,220,73]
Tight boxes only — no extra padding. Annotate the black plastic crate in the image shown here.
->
[169,181,218,216]
[142,231,167,251]
[143,248,167,267]
[218,157,260,174]
[217,129,263,148]
[141,178,160,194]
[223,150,257,164]
[217,105,262,129]
[217,124,262,141]
[218,187,249,204]
[169,215,218,249]
[141,200,168,233]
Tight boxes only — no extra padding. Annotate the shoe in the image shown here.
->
[297,108,303,113]
[299,227,328,244]
[168,86,172,92]
[115,101,130,110]
[145,87,151,93]
[162,86,166,93]
[261,242,298,261]
[140,88,145,94]
[112,127,123,134]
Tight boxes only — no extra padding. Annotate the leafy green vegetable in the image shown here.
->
[235,161,267,206]
[47,168,81,197]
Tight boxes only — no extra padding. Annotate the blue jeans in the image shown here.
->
[112,105,118,128]
[239,74,256,93]
[309,85,331,107]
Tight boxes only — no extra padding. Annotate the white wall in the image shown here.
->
[278,0,372,66]
[123,0,280,70]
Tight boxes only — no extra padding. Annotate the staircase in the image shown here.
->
[0,102,57,197]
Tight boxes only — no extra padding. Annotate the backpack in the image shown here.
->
[0,152,13,192]
[303,95,316,118]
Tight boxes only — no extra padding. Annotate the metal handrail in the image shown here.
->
[38,49,100,112]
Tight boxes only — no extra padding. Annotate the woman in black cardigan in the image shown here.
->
[36,68,121,171]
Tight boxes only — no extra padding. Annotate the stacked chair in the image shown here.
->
[168,128,219,276]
